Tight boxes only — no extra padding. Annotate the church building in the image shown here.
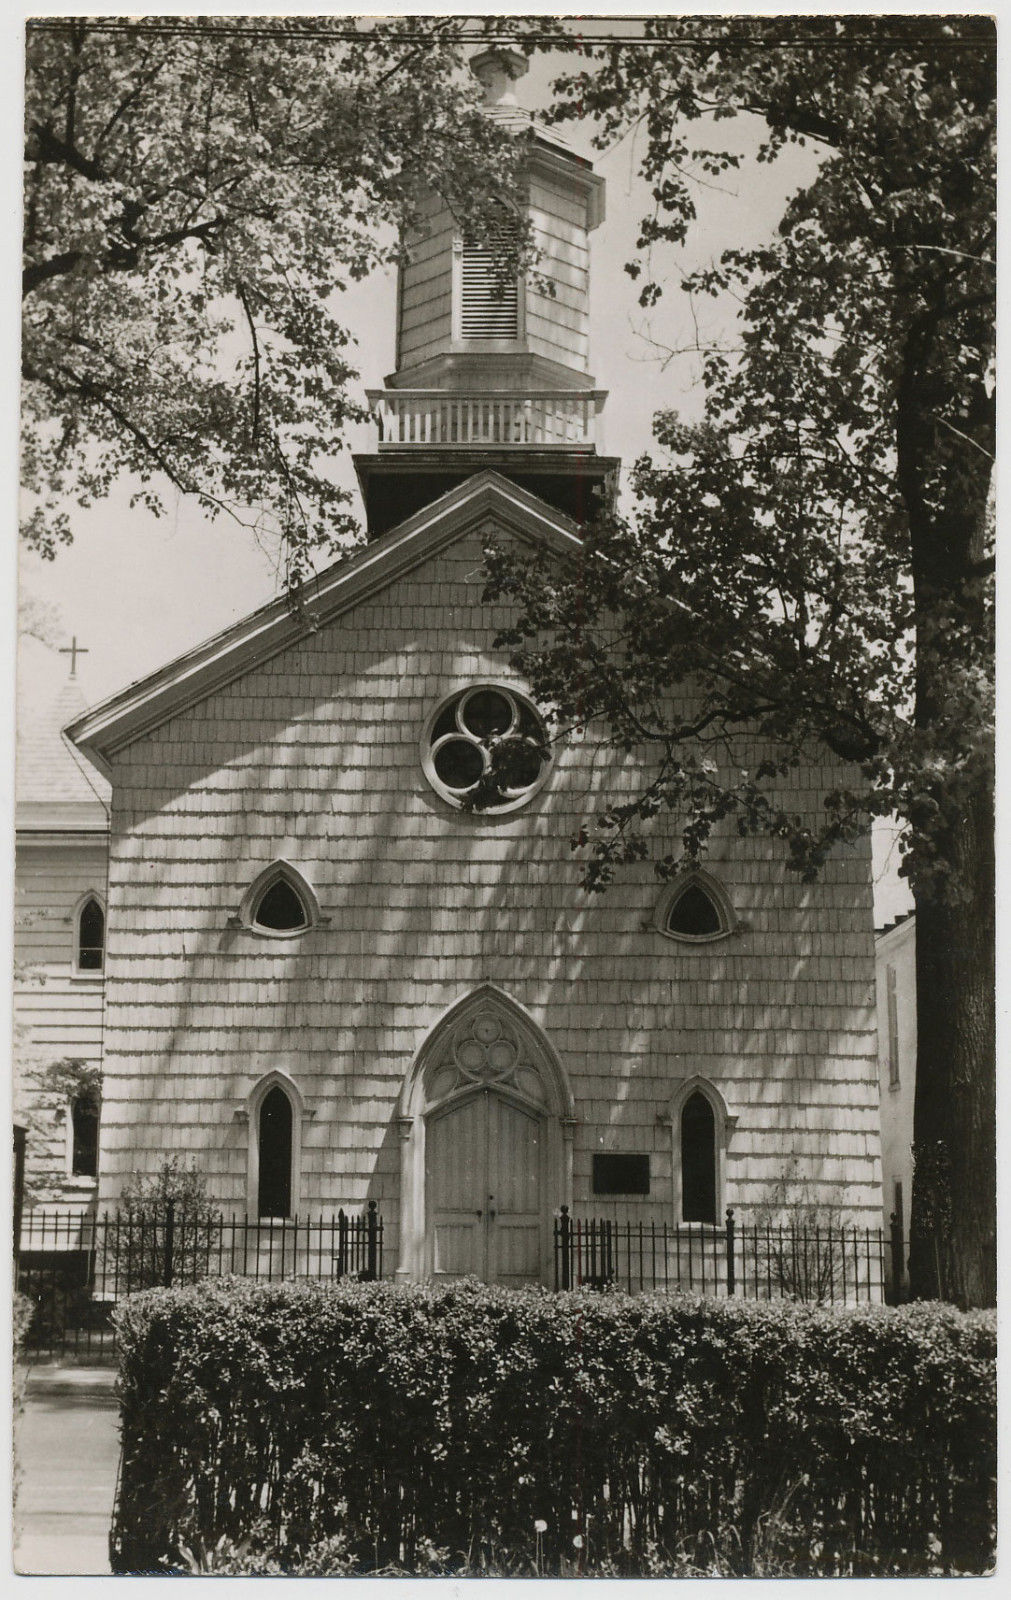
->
[66,48,882,1288]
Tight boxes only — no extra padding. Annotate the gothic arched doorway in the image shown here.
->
[397,986,575,1284]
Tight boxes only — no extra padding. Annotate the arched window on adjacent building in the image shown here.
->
[75,894,105,973]
[70,1092,100,1178]
[258,1086,294,1218]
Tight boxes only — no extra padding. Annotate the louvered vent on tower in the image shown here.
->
[460,238,519,338]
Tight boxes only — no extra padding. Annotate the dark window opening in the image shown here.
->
[681,1092,717,1223]
[593,1153,650,1196]
[77,897,105,970]
[71,1094,99,1178]
[254,879,308,932]
[460,688,514,740]
[667,883,723,939]
[433,736,486,792]
[258,1087,293,1217]
[426,686,550,811]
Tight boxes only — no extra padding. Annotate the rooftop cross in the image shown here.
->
[59,636,89,679]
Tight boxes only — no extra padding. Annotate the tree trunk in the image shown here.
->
[908,777,995,1306]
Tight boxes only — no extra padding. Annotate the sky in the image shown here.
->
[7,3,918,924]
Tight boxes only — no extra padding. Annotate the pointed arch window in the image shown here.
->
[74,894,105,974]
[246,1071,305,1220]
[258,1086,293,1218]
[255,879,308,932]
[681,1093,717,1223]
[656,871,735,944]
[236,861,323,939]
[670,1077,736,1227]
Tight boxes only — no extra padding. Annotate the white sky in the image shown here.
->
[7,5,926,925]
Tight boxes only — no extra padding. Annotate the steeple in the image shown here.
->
[354,49,618,537]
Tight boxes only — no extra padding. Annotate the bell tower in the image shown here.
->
[354,45,618,537]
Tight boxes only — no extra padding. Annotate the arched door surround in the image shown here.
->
[396,985,575,1283]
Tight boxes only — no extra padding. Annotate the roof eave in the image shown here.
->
[66,471,583,767]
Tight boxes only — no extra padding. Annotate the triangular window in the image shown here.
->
[667,884,723,939]
[659,873,734,943]
[253,878,308,932]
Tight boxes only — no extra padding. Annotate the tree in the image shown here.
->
[108,1157,220,1291]
[22,15,527,578]
[485,16,995,1305]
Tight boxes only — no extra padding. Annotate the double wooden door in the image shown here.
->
[426,1089,543,1284]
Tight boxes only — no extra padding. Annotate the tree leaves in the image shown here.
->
[22,17,526,578]
[489,15,994,902]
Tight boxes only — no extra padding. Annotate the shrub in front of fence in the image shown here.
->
[105,1160,222,1293]
[110,1277,996,1578]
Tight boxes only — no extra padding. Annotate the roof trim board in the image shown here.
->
[66,471,584,767]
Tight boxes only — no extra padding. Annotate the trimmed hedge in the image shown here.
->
[111,1277,995,1576]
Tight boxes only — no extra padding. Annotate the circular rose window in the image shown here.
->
[422,685,552,813]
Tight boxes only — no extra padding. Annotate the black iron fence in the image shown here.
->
[554,1207,898,1304]
[18,1200,900,1361]
[16,1202,383,1361]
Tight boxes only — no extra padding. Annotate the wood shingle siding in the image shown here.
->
[97,522,881,1254]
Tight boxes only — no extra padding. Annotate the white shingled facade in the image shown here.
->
[88,497,882,1275]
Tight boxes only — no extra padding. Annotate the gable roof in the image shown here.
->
[66,471,584,773]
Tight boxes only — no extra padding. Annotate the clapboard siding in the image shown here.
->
[528,188,590,369]
[529,177,588,230]
[97,522,880,1258]
[14,838,107,1203]
[393,173,595,375]
[398,212,455,369]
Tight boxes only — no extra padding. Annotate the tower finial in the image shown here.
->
[469,45,528,109]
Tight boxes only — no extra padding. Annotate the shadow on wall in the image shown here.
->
[97,571,877,1220]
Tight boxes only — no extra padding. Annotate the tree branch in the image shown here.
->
[236,281,262,446]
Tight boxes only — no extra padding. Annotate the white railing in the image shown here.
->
[366,389,606,450]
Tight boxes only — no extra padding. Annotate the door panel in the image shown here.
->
[428,1095,486,1277]
[426,1090,543,1283]
[487,1097,542,1284]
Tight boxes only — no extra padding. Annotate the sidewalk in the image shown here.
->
[13,1366,120,1576]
